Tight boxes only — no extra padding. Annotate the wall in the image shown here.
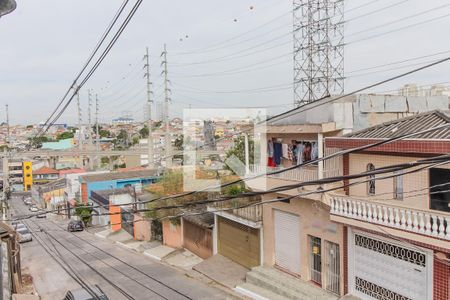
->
[262,194,345,296]
[110,205,121,232]
[162,219,182,248]
[348,153,450,211]
[134,214,151,241]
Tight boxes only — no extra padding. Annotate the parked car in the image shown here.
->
[63,285,108,300]
[36,210,46,218]
[17,227,32,243]
[29,206,38,212]
[13,223,27,231]
[24,199,32,205]
[67,220,84,232]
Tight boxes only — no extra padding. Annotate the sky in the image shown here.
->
[1,0,450,125]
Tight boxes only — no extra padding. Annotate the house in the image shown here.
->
[208,196,263,269]
[32,178,66,210]
[236,94,450,299]
[33,166,59,185]
[325,110,450,300]
[78,169,159,204]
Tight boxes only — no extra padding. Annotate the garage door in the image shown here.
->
[274,210,300,274]
[218,216,260,269]
[350,231,431,300]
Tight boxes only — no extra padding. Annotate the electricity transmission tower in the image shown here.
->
[293,0,345,106]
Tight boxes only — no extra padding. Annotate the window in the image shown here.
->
[309,236,322,285]
[393,170,403,200]
[430,168,450,212]
[367,163,375,195]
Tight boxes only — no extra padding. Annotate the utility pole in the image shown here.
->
[144,47,154,169]
[76,91,83,151]
[5,104,10,144]
[87,90,94,170]
[95,94,100,169]
[161,44,172,168]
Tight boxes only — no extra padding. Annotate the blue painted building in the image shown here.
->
[79,169,159,203]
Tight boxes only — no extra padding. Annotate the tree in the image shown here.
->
[139,125,149,138]
[56,131,74,141]
[225,135,254,173]
[99,129,111,138]
[115,129,128,148]
[132,136,140,145]
[174,134,184,150]
[74,203,93,225]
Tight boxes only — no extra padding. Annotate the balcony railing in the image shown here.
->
[330,196,450,240]
[210,198,262,222]
[250,164,318,182]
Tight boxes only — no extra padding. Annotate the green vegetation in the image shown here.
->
[225,135,254,173]
[139,125,149,138]
[74,203,93,225]
[56,131,74,140]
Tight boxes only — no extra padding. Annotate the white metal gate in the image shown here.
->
[274,210,300,274]
[349,231,431,300]
[325,241,340,295]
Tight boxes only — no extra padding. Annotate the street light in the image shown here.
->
[0,0,17,18]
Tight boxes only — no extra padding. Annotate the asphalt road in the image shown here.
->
[11,195,234,300]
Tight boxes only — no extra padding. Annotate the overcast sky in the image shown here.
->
[1,0,450,125]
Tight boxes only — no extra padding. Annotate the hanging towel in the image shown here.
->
[273,142,282,166]
[268,140,274,158]
[282,143,289,159]
[296,143,304,165]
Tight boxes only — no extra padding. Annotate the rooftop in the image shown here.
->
[80,169,159,183]
[34,166,59,175]
[344,110,450,139]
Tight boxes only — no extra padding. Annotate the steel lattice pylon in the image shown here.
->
[293,0,344,106]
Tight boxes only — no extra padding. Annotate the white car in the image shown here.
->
[29,206,38,212]
[17,227,32,243]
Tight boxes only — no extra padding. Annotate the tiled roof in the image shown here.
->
[34,166,59,175]
[344,110,450,139]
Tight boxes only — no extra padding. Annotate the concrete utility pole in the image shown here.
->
[161,44,172,168]
[144,47,154,169]
[87,90,94,170]
[76,91,83,151]
[5,104,9,144]
[95,94,100,169]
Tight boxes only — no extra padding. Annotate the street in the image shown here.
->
[12,196,234,300]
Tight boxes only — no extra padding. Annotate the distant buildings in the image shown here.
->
[112,117,134,125]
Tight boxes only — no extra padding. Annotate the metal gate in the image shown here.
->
[121,208,134,236]
[274,210,300,274]
[183,219,212,259]
[325,241,340,295]
[309,236,322,285]
[350,231,430,300]
[218,216,260,269]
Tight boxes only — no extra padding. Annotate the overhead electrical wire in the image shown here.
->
[13,123,450,220]
[34,0,131,139]
[38,0,144,136]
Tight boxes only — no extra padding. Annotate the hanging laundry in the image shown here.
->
[296,142,304,165]
[282,143,289,159]
[273,142,282,166]
[311,142,319,160]
[288,143,294,162]
[268,139,274,158]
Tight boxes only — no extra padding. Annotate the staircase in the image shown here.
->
[235,266,338,300]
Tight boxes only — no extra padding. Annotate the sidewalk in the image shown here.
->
[90,228,247,299]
